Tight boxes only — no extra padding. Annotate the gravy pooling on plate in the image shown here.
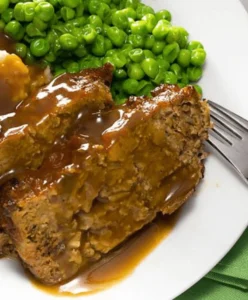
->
[0,31,210,295]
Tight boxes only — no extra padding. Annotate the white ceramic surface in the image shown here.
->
[1,0,248,299]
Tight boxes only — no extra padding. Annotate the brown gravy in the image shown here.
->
[0,33,185,297]
[32,212,178,296]
[0,33,14,53]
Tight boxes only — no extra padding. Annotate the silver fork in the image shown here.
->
[207,100,248,184]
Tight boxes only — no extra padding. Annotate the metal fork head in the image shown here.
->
[207,100,248,184]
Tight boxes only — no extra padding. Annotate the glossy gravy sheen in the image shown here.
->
[33,212,179,296]
[0,33,184,296]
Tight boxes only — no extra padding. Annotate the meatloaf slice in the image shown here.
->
[0,85,210,285]
[0,64,113,177]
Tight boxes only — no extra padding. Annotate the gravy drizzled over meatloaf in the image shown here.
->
[0,63,210,285]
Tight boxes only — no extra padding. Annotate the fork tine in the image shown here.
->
[207,132,248,184]
[210,110,243,142]
[207,132,231,152]
[210,126,233,145]
[208,100,248,131]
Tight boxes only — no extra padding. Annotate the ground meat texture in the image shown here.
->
[0,84,210,285]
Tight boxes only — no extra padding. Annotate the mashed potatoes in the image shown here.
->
[0,50,30,102]
[0,50,52,103]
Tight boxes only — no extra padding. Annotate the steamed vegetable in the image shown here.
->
[0,0,206,101]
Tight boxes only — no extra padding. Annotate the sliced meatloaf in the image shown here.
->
[0,64,113,177]
[0,85,210,285]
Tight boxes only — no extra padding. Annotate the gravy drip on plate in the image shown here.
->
[0,34,189,296]
[32,212,178,296]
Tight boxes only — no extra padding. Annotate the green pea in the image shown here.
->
[91,34,106,56]
[156,10,171,22]
[59,33,78,50]
[103,56,116,69]
[25,49,35,65]
[136,4,154,20]
[102,23,110,36]
[82,24,97,43]
[177,83,186,89]
[71,27,84,43]
[131,20,148,35]
[15,43,27,58]
[152,19,170,40]
[35,2,54,22]
[121,44,133,57]
[2,8,13,23]
[191,48,206,66]
[187,40,204,51]
[170,63,182,79]
[157,58,170,71]
[128,34,145,48]
[0,0,9,14]
[111,10,129,30]
[114,52,127,67]
[143,49,155,59]
[90,57,103,68]
[122,78,139,95]
[180,71,189,85]
[88,15,103,28]
[152,70,164,85]
[152,40,165,55]
[63,0,81,9]
[74,43,88,57]
[141,14,157,33]
[164,71,177,84]
[54,68,66,77]
[4,20,24,41]
[114,91,128,105]
[30,38,50,57]
[104,37,112,52]
[106,49,118,57]
[187,66,203,82]
[127,63,145,80]
[89,1,110,21]
[14,3,25,21]
[63,59,75,69]
[66,61,80,73]
[67,16,87,27]
[0,20,5,30]
[122,7,136,19]
[23,2,36,22]
[166,26,182,44]
[193,84,203,96]
[143,35,154,50]
[163,42,180,63]
[177,27,188,48]
[107,26,126,47]
[129,48,145,63]
[141,58,159,79]
[26,23,45,37]
[61,7,75,21]
[137,80,154,96]
[88,0,98,14]
[75,1,84,17]
[177,49,191,67]
[44,51,56,62]
[114,68,127,79]
[49,0,60,7]
[33,16,48,31]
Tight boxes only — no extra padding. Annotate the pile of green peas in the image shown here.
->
[0,0,206,103]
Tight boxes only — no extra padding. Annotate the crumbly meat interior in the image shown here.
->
[0,83,210,285]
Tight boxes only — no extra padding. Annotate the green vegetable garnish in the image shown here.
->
[0,0,206,100]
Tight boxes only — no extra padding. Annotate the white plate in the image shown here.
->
[1,0,248,299]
